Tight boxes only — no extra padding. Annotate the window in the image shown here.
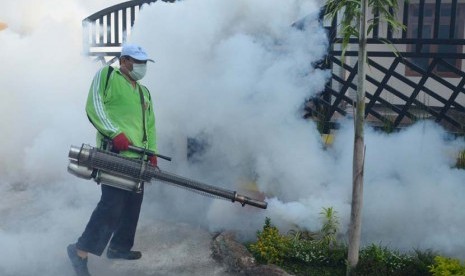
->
[406,3,465,77]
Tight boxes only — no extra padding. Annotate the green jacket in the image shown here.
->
[86,66,157,158]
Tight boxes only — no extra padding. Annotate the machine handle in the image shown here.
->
[103,137,172,161]
[128,145,172,161]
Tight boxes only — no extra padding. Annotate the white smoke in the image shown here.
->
[131,0,465,258]
[0,0,464,275]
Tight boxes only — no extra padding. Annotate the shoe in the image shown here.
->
[67,244,91,276]
[106,247,142,260]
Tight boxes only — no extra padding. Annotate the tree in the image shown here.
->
[324,0,404,274]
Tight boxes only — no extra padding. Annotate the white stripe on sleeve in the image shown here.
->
[92,68,118,133]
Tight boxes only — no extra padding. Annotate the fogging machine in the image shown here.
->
[67,144,267,209]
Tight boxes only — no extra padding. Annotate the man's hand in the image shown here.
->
[112,133,130,151]
[148,155,158,167]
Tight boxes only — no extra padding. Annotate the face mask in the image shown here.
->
[129,63,147,81]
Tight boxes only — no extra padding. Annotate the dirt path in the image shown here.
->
[80,221,238,276]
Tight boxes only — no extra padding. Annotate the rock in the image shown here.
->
[212,231,256,273]
[211,231,293,276]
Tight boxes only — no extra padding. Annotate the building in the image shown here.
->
[82,0,465,133]
[308,0,465,134]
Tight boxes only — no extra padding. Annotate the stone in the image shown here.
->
[211,231,293,276]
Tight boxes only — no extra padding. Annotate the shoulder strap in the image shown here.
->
[138,86,147,143]
[104,66,114,91]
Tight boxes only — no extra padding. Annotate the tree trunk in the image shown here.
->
[347,0,368,273]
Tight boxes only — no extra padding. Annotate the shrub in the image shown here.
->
[248,209,347,275]
[429,256,465,276]
[248,217,291,265]
[319,207,339,248]
[398,249,435,276]
[287,237,346,267]
[247,210,446,276]
[354,243,411,275]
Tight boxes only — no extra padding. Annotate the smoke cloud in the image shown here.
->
[1,0,465,275]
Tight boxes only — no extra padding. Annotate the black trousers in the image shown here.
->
[76,183,144,256]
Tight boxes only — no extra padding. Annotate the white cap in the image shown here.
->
[120,44,154,62]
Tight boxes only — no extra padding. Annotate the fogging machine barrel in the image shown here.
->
[67,144,267,209]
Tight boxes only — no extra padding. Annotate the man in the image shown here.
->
[67,44,157,276]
